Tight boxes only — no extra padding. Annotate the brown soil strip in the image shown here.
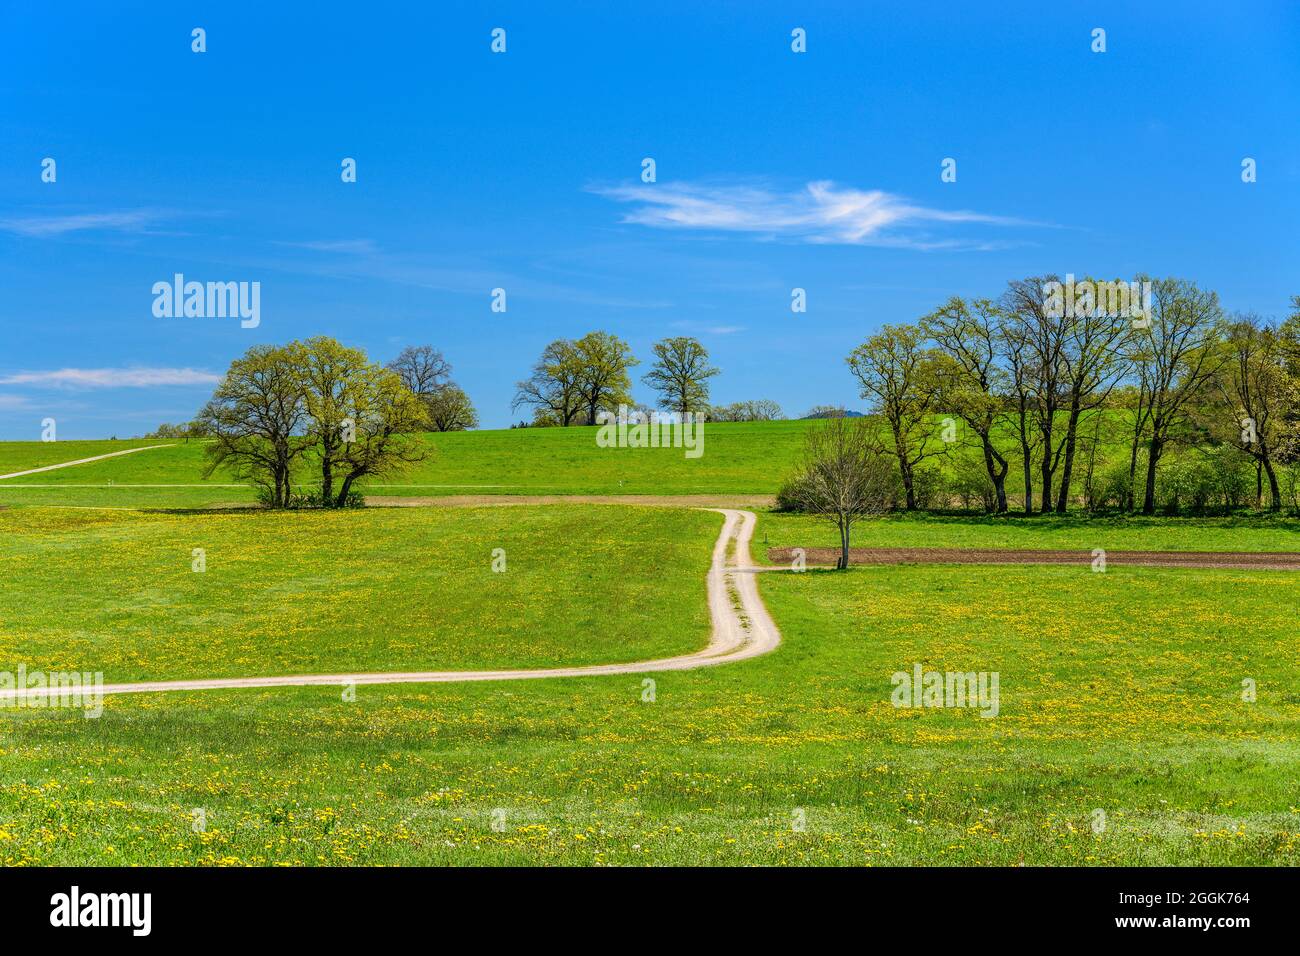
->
[767,546,1300,571]
[368,494,776,508]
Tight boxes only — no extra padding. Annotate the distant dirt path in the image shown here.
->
[770,546,1300,571]
[0,444,176,481]
[367,493,776,508]
[0,509,782,701]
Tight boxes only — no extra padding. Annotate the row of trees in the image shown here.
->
[149,344,478,440]
[198,338,444,507]
[846,279,1299,514]
[511,331,779,425]
[386,345,479,432]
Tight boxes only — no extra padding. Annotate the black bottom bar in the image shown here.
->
[0,866,1279,941]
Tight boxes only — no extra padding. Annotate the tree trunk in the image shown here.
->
[336,473,358,508]
[1039,422,1053,515]
[1126,435,1140,512]
[1142,437,1163,515]
[899,463,916,510]
[1020,434,1034,515]
[893,427,916,510]
[1054,406,1082,513]
[839,522,850,570]
[1264,457,1281,512]
[980,436,1008,514]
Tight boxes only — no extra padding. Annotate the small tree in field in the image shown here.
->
[424,384,479,431]
[331,365,430,506]
[642,336,719,414]
[785,414,894,569]
[197,344,309,508]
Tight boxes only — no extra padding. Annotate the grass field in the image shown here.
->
[1,430,1297,866]
[0,530,1296,865]
[755,511,1300,559]
[0,505,716,681]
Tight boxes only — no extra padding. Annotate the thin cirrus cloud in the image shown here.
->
[0,209,169,238]
[274,238,381,255]
[591,180,1041,250]
[0,368,221,389]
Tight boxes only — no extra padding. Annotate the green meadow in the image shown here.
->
[0,545,1296,866]
[0,505,716,680]
[0,430,1297,865]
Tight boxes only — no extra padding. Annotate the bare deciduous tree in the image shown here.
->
[387,345,451,396]
[785,414,894,570]
[1003,277,1070,514]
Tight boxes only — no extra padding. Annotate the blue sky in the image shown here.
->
[1,1,1297,438]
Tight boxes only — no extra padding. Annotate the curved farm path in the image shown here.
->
[0,443,177,481]
[1,508,781,701]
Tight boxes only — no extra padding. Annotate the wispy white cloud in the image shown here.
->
[0,367,221,389]
[672,320,746,336]
[591,180,1040,249]
[0,209,169,238]
[276,238,381,255]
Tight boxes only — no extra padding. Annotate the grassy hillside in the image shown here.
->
[0,411,1291,514]
[0,422,812,507]
[0,439,170,475]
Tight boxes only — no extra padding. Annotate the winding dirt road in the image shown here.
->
[0,508,781,701]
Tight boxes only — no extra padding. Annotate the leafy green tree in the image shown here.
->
[846,323,942,510]
[297,337,371,506]
[331,364,429,506]
[1132,278,1226,514]
[573,331,638,424]
[642,336,719,414]
[197,344,309,507]
[424,384,479,431]
[1202,314,1297,511]
[1052,278,1131,513]
[512,339,584,426]
[924,297,1013,513]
